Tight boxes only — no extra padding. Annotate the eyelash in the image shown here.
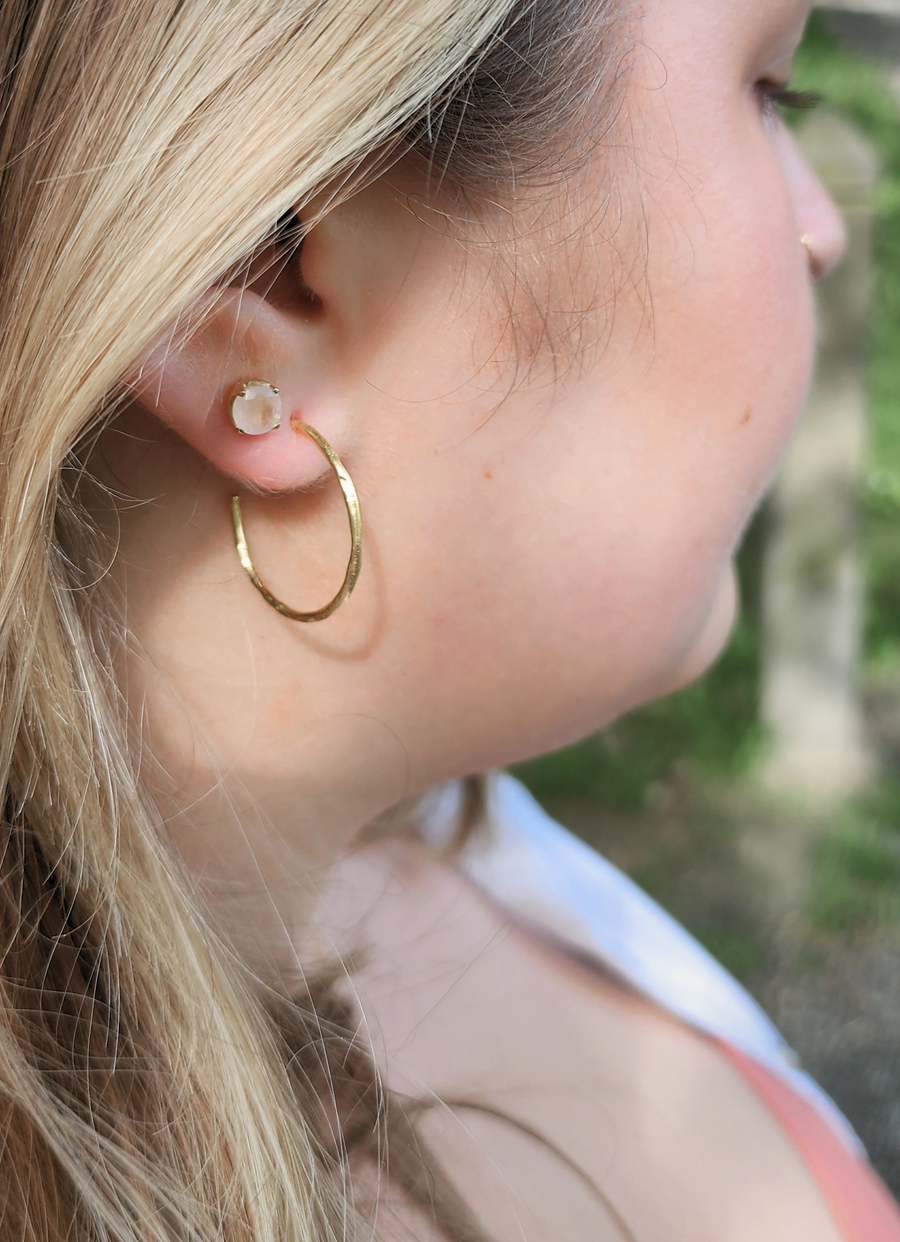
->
[756,82,822,117]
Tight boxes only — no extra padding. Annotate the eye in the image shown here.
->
[756,80,822,119]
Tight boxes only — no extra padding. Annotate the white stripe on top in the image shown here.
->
[420,773,864,1158]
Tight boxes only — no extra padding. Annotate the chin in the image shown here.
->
[484,565,740,777]
[659,564,738,698]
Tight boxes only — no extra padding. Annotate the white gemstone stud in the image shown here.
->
[229,380,282,435]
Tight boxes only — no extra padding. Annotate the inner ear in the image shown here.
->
[126,263,342,495]
[243,210,323,317]
[127,181,431,494]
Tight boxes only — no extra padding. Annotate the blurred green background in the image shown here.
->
[511,10,900,1191]
[515,9,900,940]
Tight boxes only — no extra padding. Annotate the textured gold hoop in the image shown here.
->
[230,423,362,622]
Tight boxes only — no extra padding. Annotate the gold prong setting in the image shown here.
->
[229,380,282,435]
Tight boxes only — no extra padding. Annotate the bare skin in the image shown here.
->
[319,839,843,1242]
[90,0,848,1233]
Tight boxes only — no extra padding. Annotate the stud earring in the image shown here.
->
[229,380,282,435]
[230,417,362,623]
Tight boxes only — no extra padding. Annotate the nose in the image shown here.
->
[800,191,847,282]
[778,124,848,282]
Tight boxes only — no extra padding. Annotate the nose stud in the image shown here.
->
[800,234,823,281]
[229,380,282,435]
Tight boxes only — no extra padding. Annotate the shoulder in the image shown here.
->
[321,825,848,1242]
[428,773,851,1134]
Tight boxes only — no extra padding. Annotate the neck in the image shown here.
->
[145,711,411,981]
[85,406,413,981]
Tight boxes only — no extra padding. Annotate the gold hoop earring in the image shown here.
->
[230,422,362,622]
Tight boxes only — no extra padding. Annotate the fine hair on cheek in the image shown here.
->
[409,0,640,388]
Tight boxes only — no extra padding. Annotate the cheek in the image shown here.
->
[613,169,812,662]
[367,122,817,773]
[465,137,814,743]
[632,125,815,567]
[661,143,812,416]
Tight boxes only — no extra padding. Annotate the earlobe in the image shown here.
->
[128,281,348,493]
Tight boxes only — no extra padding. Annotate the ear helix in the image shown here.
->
[227,380,363,622]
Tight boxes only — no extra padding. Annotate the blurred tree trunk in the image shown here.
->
[760,110,879,799]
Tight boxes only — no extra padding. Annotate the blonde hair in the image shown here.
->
[0,1,622,1238]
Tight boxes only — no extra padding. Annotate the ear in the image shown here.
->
[127,228,357,493]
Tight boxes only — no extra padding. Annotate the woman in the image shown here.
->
[0,0,893,1237]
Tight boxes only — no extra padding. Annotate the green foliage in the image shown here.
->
[517,16,900,965]
[793,15,900,668]
[809,779,900,931]
[789,18,900,936]
[695,925,767,983]
[518,17,900,817]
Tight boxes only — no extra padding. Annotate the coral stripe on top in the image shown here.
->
[716,1040,900,1242]
[422,774,900,1237]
